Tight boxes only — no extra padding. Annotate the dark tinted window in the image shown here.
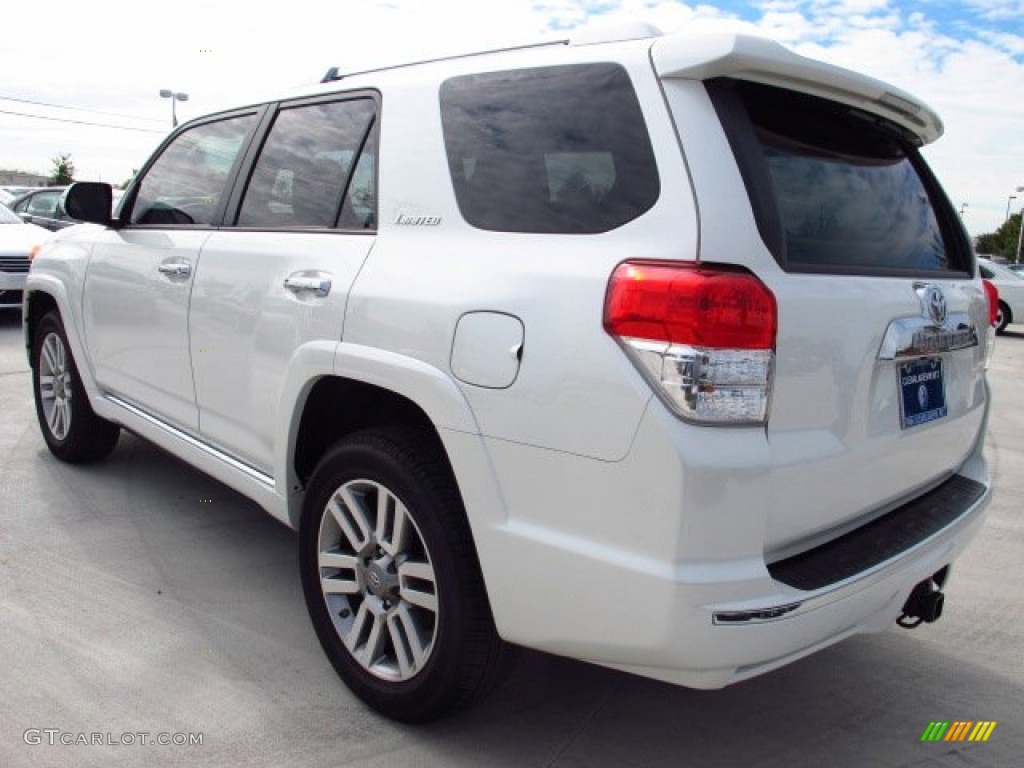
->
[714,80,966,273]
[237,98,376,229]
[440,64,659,234]
[131,115,256,226]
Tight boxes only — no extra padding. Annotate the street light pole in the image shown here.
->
[959,202,968,217]
[159,89,189,129]
[1007,195,1017,222]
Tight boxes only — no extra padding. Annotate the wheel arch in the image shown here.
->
[280,343,504,536]
[23,289,61,366]
[23,283,102,405]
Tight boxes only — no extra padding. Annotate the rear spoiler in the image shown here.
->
[651,33,942,145]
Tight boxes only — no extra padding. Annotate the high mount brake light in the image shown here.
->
[604,260,777,425]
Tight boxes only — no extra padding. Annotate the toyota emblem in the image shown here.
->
[921,284,947,326]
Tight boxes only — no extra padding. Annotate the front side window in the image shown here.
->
[440,64,660,234]
[236,98,377,229]
[130,114,257,226]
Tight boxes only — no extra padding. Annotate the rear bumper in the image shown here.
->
[614,470,989,689]
[471,393,991,688]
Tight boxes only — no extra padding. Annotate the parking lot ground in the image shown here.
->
[1,308,1023,768]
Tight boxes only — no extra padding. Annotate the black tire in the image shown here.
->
[996,301,1010,335]
[32,311,120,463]
[299,426,507,722]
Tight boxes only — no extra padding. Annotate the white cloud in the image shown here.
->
[963,0,1024,21]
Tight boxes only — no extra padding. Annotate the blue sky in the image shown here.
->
[1,0,1022,235]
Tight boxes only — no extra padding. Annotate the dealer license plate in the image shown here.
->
[899,357,947,429]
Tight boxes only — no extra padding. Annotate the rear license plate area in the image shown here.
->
[899,357,947,429]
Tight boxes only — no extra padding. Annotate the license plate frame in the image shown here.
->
[899,357,947,430]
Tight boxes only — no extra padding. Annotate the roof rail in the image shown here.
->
[319,38,569,84]
[569,19,662,46]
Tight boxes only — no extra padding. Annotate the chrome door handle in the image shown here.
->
[284,275,332,297]
[158,262,192,277]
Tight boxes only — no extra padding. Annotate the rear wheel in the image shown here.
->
[299,427,507,722]
[996,301,1010,335]
[32,311,119,463]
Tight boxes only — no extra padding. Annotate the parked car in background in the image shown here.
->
[978,257,1024,333]
[8,187,72,232]
[9,186,127,230]
[1006,262,1024,275]
[0,203,49,308]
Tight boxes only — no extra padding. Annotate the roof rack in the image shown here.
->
[320,38,569,84]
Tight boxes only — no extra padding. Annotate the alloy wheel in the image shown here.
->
[38,332,73,441]
[317,479,439,682]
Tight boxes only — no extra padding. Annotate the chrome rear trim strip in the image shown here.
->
[878,312,978,361]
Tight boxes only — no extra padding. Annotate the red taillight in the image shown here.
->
[604,261,777,349]
[982,279,999,327]
[604,260,777,425]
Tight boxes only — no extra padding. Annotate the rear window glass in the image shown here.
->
[440,64,659,234]
[717,80,966,273]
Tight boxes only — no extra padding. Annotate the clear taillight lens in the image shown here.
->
[604,261,777,425]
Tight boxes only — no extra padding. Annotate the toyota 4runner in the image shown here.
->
[25,23,993,722]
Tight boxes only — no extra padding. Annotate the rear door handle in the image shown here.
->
[284,274,332,298]
[158,262,192,277]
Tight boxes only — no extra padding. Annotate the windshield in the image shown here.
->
[0,203,23,224]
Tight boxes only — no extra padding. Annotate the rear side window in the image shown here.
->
[440,63,659,234]
[236,98,377,230]
[710,80,969,274]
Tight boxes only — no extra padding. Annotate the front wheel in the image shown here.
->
[32,311,120,463]
[299,427,508,722]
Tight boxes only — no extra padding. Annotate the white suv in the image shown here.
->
[25,25,993,722]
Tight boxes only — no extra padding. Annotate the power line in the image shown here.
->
[0,94,165,123]
[0,108,164,134]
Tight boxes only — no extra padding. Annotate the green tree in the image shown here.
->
[975,212,1021,262]
[49,152,76,185]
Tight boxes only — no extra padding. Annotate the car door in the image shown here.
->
[82,110,261,431]
[189,94,378,472]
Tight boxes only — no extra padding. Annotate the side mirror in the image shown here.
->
[63,182,113,226]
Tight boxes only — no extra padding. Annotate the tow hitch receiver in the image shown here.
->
[898,576,946,628]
